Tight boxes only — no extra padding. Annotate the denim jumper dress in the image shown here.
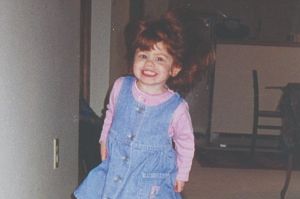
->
[74,76,182,199]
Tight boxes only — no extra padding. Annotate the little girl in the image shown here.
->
[74,10,202,199]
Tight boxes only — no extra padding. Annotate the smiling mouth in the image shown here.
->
[142,70,157,77]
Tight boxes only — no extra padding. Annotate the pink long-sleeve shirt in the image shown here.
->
[99,77,195,181]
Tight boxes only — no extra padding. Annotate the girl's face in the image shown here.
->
[133,42,181,94]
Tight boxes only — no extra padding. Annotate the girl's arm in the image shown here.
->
[100,143,107,161]
[170,101,195,183]
[99,77,123,160]
[174,180,185,192]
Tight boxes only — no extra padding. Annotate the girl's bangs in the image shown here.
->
[135,36,161,51]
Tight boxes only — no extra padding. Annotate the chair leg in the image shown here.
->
[250,127,257,157]
[280,153,293,199]
[251,70,258,157]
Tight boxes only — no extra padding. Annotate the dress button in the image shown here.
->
[113,175,122,182]
[136,105,145,113]
[121,155,129,161]
[127,134,135,141]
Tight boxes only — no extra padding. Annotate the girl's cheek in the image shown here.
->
[134,60,144,67]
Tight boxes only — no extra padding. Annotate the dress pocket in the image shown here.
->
[138,172,173,199]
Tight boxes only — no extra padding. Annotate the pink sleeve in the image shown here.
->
[99,77,123,144]
[170,101,195,182]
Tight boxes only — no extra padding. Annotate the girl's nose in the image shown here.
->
[144,59,154,67]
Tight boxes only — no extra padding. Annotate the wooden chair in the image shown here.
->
[251,70,282,155]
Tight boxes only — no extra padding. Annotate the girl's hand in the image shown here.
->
[174,180,185,192]
[100,143,107,161]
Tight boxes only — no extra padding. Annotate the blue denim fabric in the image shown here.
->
[74,76,182,199]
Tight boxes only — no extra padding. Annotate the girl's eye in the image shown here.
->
[138,54,147,59]
[156,57,165,62]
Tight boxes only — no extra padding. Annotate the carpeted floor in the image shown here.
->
[196,148,300,170]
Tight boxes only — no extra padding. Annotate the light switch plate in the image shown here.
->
[53,138,59,169]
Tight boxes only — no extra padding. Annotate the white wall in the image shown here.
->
[90,0,130,116]
[109,0,130,84]
[89,0,112,115]
[211,43,300,135]
[0,0,80,198]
